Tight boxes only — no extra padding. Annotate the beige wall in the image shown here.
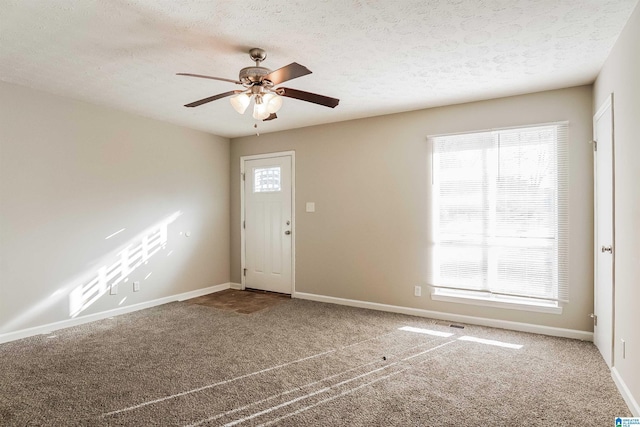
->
[0,81,230,335]
[231,85,594,332]
[594,3,640,414]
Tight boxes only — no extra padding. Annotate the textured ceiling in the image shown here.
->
[0,0,637,138]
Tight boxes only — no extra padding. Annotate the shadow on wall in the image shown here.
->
[2,211,183,333]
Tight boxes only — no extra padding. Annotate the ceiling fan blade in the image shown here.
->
[184,90,241,107]
[263,113,278,121]
[264,63,311,85]
[279,87,340,108]
[177,73,242,85]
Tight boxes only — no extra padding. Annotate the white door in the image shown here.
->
[243,155,293,294]
[593,94,614,367]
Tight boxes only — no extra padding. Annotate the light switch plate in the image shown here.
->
[306,202,315,213]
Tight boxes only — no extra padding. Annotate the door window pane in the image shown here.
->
[254,167,281,192]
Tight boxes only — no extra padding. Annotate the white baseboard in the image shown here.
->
[229,282,243,290]
[0,283,231,344]
[176,283,231,301]
[294,292,593,341]
[612,367,640,416]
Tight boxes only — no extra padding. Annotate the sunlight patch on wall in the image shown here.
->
[105,228,126,240]
[68,211,182,318]
[50,289,64,298]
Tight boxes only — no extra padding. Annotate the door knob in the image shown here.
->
[601,245,613,253]
[284,230,291,235]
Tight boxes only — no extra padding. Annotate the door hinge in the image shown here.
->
[241,172,245,181]
[243,268,247,277]
[590,313,598,326]
[593,140,597,151]
[243,220,245,229]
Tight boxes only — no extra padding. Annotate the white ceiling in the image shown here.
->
[1,1,637,138]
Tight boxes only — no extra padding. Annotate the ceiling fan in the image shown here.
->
[177,48,339,121]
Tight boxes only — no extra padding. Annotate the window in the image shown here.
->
[428,123,568,311]
[253,167,281,192]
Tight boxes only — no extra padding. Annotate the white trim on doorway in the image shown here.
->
[592,93,616,367]
[240,151,296,294]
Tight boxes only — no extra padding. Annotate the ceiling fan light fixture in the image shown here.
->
[230,93,251,114]
[263,93,283,114]
[252,97,271,120]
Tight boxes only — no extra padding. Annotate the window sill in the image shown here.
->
[431,289,563,314]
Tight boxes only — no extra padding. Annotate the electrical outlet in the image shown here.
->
[110,283,118,295]
[414,285,422,297]
[133,281,140,292]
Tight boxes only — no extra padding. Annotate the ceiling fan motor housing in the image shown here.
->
[239,66,272,86]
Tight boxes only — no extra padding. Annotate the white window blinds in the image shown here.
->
[429,123,568,302]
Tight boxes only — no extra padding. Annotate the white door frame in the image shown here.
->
[240,151,296,294]
[593,93,615,366]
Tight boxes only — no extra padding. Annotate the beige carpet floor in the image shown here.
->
[0,296,631,426]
